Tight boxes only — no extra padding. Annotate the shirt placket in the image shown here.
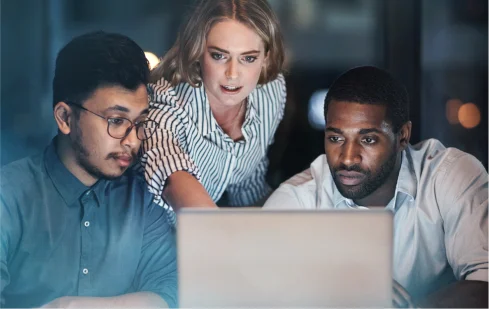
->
[219,138,237,193]
[78,189,96,295]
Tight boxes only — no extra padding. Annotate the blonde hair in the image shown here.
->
[151,0,285,87]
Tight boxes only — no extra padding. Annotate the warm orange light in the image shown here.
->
[458,102,481,129]
[446,98,463,124]
[144,51,160,70]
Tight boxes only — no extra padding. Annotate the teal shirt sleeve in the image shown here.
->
[132,201,178,307]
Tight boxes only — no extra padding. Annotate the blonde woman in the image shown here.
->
[141,0,286,218]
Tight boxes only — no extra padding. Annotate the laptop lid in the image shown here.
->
[178,209,393,308]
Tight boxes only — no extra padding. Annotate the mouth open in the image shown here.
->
[220,85,242,94]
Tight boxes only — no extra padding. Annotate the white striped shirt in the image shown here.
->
[140,74,286,220]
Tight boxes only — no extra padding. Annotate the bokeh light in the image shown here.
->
[308,89,329,130]
[445,98,463,124]
[458,102,481,129]
[144,51,160,70]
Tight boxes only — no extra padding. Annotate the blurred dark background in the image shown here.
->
[1,0,487,188]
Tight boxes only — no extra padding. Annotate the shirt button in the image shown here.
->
[82,268,89,275]
[85,190,91,196]
[84,221,90,227]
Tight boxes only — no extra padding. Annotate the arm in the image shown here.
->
[141,87,216,210]
[163,171,216,210]
[0,196,13,307]
[41,292,167,308]
[131,200,179,307]
[418,153,488,307]
[416,280,488,308]
[43,197,179,308]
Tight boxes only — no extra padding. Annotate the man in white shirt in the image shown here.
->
[264,66,488,308]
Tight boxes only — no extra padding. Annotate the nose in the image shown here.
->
[225,59,239,80]
[121,125,140,152]
[340,141,362,167]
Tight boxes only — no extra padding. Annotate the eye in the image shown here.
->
[327,136,343,143]
[243,56,257,63]
[362,137,377,144]
[108,118,125,126]
[211,52,224,60]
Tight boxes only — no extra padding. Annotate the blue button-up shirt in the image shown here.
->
[0,139,177,308]
[264,139,488,299]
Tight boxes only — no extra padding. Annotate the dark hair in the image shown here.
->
[324,66,409,133]
[53,31,149,108]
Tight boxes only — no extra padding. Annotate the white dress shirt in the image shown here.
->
[264,138,488,299]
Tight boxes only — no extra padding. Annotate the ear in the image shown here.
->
[53,102,74,135]
[397,121,412,151]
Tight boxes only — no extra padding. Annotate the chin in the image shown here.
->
[101,168,127,180]
[337,184,366,200]
[101,172,124,180]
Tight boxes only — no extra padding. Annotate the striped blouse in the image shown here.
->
[140,74,287,218]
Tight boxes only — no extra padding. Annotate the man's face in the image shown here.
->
[324,101,400,201]
[70,84,148,180]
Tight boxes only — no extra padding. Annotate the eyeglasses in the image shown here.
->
[66,102,158,141]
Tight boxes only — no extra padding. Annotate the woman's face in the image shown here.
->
[200,19,267,108]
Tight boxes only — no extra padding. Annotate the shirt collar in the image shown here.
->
[331,148,417,209]
[44,137,109,207]
[332,184,348,208]
[395,146,418,200]
[244,88,261,125]
[195,83,261,137]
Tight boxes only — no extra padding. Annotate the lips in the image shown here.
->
[336,170,365,186]
[113,154,133,167]
[220,85,242,94]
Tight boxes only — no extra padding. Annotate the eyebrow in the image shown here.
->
[106,105,149,116]
[325,127,382,135]
[325,127,343,134]
[208,46,260,55]
[358,128,382,135]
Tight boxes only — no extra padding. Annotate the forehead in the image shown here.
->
[326,101,391,131]
[84,84,148,112]
[206,19,264,52]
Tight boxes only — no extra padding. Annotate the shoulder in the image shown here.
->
[1,153,44,198]
[148,77,195,110]
[107,172,173,229]
[409,138,486,178]
[264,155,328,209]
[253,74,287,121]
[409,139,487,206]
[0,153,46,222]
[110,170,154,205]
[257,73,286,98]
[284,154,330,189]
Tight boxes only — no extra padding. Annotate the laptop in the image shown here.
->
[177,209,393,308]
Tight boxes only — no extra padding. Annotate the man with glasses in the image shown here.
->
[0,31,177,308]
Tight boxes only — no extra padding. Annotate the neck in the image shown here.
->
[56,135,98,187]
[209,101,245,129]
[354,153,403,207]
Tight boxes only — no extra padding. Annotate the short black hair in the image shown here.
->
[53,31,149,108]
[324,66,409,133]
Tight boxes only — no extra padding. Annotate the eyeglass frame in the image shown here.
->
[65,101,158,141]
